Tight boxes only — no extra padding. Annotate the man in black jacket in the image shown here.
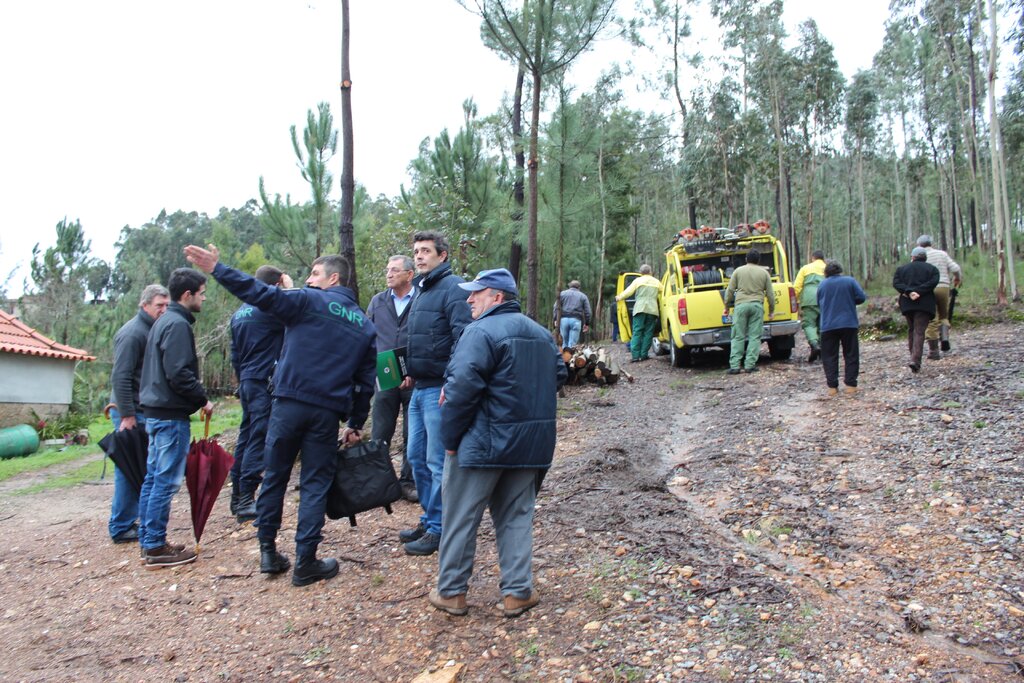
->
[365,255,417,502]
[138,268,213,569]
[399,231,473,556]
[893,247,940,373]
[107,283,169,544]
[185,244,377,587]
[229,265,290,523]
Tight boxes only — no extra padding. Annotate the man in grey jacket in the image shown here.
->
[553,280,591,350]
[107,284,169,543]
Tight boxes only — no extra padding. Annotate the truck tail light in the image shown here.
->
[678,298,688,326]
[788,286,797,312]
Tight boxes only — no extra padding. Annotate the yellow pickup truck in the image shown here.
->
[617,229,801,367]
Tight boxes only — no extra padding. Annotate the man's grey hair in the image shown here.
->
[139,284,170,306]
[916,235,933,247]
[389,255,414,272]
[496,289,518,302]
[639,264,653,275]
[569,280,581,289]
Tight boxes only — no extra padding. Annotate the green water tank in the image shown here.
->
[0,424,41,459]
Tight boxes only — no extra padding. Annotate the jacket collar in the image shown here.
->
[137,308,156,327]
[477,300,521,321]
[420,262,452,289]
[167,301,196,325]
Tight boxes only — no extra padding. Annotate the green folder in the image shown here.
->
[376,347,408,391]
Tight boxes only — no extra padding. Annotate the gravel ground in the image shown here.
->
[0,320,1020,682]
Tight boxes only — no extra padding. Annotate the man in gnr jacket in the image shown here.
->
[186,244,377,587]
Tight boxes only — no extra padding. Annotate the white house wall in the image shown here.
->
[0,354,76,404]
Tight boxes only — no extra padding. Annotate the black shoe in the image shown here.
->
[259,541,291,574]
[745,366,760,373]
[292,555,339,587]
[727,368,742,375]
[404,531,440,556]
[940,340,951,352]
[400,482,419,503]
[908,362,920,373]
[111,526,139,544]
[235,492,257,523]
[229,478,240,516]
[808,344,820,362]
[399,523,426,543]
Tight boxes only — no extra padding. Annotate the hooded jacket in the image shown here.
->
[140,302,208,420]
[212,262,377,426]
[405,262,473,387]
[440,300,568,469]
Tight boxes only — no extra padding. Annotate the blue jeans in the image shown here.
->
[138,418,191,550]
[407,385,445,536]
[559,317,582,349]
[231,379,273,495]
[437,454,539,599]
[255,398,339,558]
[107,408,144,538]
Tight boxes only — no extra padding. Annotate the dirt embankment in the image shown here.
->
[0,322,1021,682]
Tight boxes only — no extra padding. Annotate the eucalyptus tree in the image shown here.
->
[845,70,880,282]
[460,0,616,318]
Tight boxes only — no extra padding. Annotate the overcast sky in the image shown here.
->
[0,0,894,295]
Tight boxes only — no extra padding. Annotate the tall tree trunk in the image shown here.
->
[526,63,542,320]
[987,0,1010,303]
[596,137,609,339]
[858,149,869,282]
[509,66,526,284]
[338,0,358,299]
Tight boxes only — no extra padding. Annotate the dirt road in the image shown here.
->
[0,322,1021,682]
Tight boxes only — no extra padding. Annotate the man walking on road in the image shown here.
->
[229,265,290,523]
[365,255,418,502]
[794,250,826,362]
[817,261,867,395]
[615,265,661,363]
[400,231,473,557]
[107,283,169,544]
[894,247,940,374]
[916,235,963,357]
[185,244,377,587]
[723,250,775,374]
[428,268,567,618]
[138,269,213,569]
[553,280,591,351]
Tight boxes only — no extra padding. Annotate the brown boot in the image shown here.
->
[502,592,540,618]
[428,589,468,616]
[927,339,941,360]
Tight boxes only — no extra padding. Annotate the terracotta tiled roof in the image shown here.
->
[0,310,95,362]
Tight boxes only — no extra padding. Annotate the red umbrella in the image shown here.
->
[185,413,234,552]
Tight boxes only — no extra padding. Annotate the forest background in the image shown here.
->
[4,0,1024,413]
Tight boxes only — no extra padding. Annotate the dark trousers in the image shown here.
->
[231,379,273,495]
[904,311,931,366]
[820,327,860,388]
[256,398,340,558]
[370,386,413,485]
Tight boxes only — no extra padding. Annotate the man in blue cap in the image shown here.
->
[428,268,567,618]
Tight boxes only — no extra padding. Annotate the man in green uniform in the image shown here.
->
[615,264,661,362]
[793,250,826,362]
[724,250,775,374]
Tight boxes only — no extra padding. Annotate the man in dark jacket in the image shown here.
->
[893,247,941,373]
[229,265,290,523]
[107,283,169,544]
[427,268,567,618]
[816,261,867,396]
[185,245,377,587]
[365,255,417,502]
[138,268,213,569]
[399,231,473,556]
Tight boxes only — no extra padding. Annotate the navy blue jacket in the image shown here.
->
[230,303,285,382]
[212,263,377,427]
[405,263,473,387]
[893,260,940,315]
[140,302,208,420]
[440,301,568,468]
[817,275,867,332]
[110,308,157,419]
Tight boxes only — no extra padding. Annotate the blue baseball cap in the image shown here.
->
[458,268,519,295]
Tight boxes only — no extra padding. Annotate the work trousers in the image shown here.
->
[436,453,539,600]
[925,286,950,341]
[630,313,657,361]
[256,398,340,558]
[801,305,820,346]
[729,302,764,370]
[820,327,860,388]
[370,385,414,485]
[231,379,272,495]
[905,311,932,367]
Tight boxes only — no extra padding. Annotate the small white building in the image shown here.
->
[0,310,95,428]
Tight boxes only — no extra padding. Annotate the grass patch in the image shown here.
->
[14,455,105,495]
